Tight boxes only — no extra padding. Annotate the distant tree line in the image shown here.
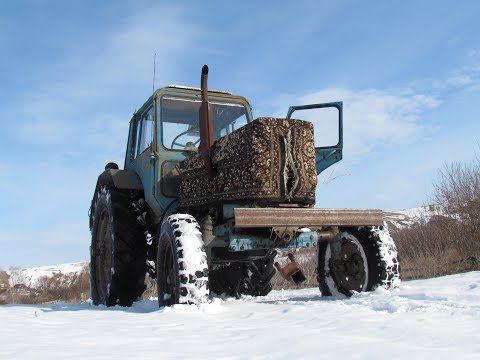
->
[0,264,90,304]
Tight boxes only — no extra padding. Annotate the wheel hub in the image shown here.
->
[331,241,367,292]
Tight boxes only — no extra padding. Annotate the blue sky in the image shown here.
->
[1,0,479,267]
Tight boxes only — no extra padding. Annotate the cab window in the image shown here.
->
[134,106,154,157]
[161,96,248,151]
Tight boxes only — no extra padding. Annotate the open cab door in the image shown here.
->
[287,102,343,175]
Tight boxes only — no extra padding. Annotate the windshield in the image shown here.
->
[161,96,249,151]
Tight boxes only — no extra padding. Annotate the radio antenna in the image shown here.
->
[152,52,156,95]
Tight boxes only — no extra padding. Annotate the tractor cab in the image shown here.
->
[124,86,253,217]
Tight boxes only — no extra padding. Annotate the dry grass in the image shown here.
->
[393,218,480,280]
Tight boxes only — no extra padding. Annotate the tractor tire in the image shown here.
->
[209,251,276,298]
[318,226,400,297]
[90,186,147,306]
[157,214,209,306]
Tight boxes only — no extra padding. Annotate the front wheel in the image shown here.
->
[318,226,400,297]
[157,214,209,306]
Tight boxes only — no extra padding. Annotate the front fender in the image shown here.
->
[89,170,144,230]
[109,169,143,190]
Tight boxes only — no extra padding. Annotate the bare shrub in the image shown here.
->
[0,269,9,287]
[434,161,480,220]
[392,218,476,279]
[35,265,90,303]
[433,160,480,254]
[5,264,90,304]
[393,156,480,279]
[7,266,26,287]
[0,269,9,305]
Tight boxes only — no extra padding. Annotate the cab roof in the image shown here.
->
[135,85,251,116]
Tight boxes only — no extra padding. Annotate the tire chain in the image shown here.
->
[167,215,209,304]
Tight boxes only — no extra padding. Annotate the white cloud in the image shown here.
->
[295,88,440,161]
[13,4,198,147]
[410,50,480,94]
[285,51,480,165]
[445,60,480,92]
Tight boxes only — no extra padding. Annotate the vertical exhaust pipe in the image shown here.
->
[199,64,214,177]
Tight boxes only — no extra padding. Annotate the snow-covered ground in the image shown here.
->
[1,271,479,359]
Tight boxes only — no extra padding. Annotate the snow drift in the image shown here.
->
[1,271,479,359]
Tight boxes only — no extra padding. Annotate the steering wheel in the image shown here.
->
[171,126,200,149]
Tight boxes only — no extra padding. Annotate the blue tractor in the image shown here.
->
[89,65,400,307]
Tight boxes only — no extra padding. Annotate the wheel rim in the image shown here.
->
[94,208,112,303]
[328,237,368,294]
[160,241,177,306]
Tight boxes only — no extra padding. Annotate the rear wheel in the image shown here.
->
[157,214,209,306]
[209,251,276,298]
[318,226,400,296]
[90,187,147,306]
